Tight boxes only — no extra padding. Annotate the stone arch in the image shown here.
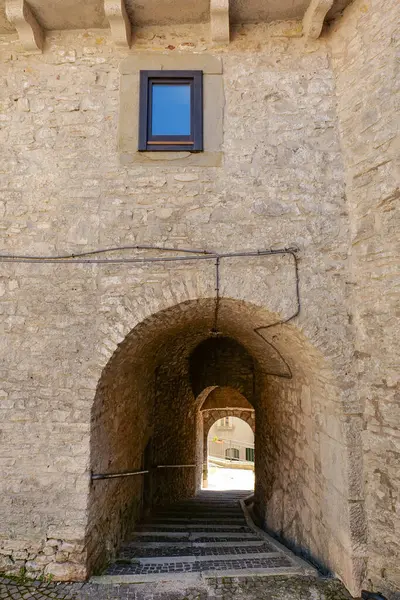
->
[203,408,256,441]
[206,413,255,478]
[197,386,255,487]
[87,296,365,595]
[200,386,254,412]
[202,409,255,487]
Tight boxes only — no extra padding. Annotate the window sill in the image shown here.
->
[120,150,222,168]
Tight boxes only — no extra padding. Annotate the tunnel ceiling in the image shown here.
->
[189,337,256,399]
[100,298,317,390]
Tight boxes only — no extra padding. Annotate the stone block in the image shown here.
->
[44,561,87,581]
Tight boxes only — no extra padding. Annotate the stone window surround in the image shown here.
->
[118,53,223,167]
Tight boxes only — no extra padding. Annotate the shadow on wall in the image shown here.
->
[86,297,364,595]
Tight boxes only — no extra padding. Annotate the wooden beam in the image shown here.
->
[5,0,44,52]
[303,0,334,39]
[104,0,132,48]
[210,0,229,45]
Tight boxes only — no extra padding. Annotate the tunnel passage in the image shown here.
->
[87,297,359,590]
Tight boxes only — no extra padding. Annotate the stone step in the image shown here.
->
[184,508,242,512]
[94,569,304,583]
[136,524,252,531]
[142,517,246,524]
[104,555,298,576]
[169,506,240,512]
[121,540,266,549]
[116,552,283,565]
[131,531,263,541]
[162,497,245,502]
[175,500,244,505]
[89,573,352,599]
[155,505,242,510]
[147,512,245,516]
[91,573,203,585]
[151,513,243,520]
[99,491,317,587]
[118,542,274,559]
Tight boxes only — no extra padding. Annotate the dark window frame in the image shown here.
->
[225,447,240,461]
[246,447,255,463]
[138,70,203,152]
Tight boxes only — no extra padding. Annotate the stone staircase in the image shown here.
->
[0,491,352,600]
[93,490,316,584]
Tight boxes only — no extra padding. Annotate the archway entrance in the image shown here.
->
[207,415,255,491]
[87,297,363,593]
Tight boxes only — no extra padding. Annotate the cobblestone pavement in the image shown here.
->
[0,575,354,600]
[0,577,80,600]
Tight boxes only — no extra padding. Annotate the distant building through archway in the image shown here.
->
[207,415,255,491]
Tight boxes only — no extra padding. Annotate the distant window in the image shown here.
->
[217,417,232,428]
[138,70,203,152]
[225,447,240,460]
[246,447,255,463]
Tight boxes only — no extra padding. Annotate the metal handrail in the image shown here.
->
[211,438,254,449]
[156,464,196,469]
[91,464,196,481]
[91,469,149,481]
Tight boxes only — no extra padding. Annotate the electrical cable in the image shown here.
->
[212,256,221,335]
[0,244,300,378]
[0,247,296,263]
[0,244,216,260]
[252,249,301,378]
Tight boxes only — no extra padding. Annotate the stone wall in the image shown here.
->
[328,0,400,596]
[255,370,357,582]
[0,19,377,595]
[253,328,364,588]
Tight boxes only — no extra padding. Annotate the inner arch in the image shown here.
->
[207,415,255,491]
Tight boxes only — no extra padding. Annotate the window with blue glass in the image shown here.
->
[138,70,203,152]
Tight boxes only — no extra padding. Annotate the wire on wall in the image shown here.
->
[0,244,300,378]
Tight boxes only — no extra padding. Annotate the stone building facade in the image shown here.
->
[0,0,398,598]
